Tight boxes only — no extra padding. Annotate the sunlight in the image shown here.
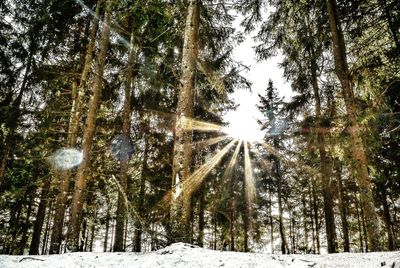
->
[174,139,238,199]
[223,109,264,142]
[194,135,231,149]
[244,141,256,216]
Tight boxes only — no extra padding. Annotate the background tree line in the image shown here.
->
[0,0,399,255]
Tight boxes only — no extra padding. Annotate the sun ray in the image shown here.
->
[181,139,238,197]
[194,135,231,150]
[221,140,242,181]
[181,116,224,132]
[244,141,256,217]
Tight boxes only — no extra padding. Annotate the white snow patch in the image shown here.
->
[0,243,399,268]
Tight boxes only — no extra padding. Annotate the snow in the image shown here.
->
[1,243,399,268]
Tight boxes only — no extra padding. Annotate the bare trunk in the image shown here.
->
[311,177,321,254]
[67,0,113,251]
[29,178,51,254]
[49,0,101,254]
[302,194,309,253]
[170,0,199,243]
[327,0,381,251]
[41,202,53,254]
[103,202,111,252]
[198,188,205,247]
[355,195,365,252]
[335,161,350,252]
[310,56,337,253]
[376,181,395,250]
[114,27,135,253]
[308,183,316,254]
[269,185,274,254]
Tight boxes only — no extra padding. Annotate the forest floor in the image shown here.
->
[0,243,399,268]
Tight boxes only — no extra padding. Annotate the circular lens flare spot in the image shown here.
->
[50,148,83,170]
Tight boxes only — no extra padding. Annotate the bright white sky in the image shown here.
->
[223,15,293,142]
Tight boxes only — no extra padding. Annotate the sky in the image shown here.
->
[223,15,293,142]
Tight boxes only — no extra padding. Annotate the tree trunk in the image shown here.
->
[276,158,288,254]
[29,177,51,254]
[49,0,101,254]
[269,185,274,254]
[41,201,53,254]
[170,0,199,243]
[311,177,321,254]
[327,0,381,251]
[17,194,34,254]
[198,188,205,247]
[355,195,365,252]
[67,0,113,252]
[114,26,135,253]
[302,194,309,253]
[310,54,337,253]
[308,183,316,254]
[104,203,111,252]
[376,180,395,250]
[335,161,350,252]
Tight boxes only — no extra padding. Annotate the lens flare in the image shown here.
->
[49,148,83,170]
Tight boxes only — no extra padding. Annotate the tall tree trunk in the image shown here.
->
[198,188,205,247]
[103,201,111,252]
[302,194,309,253]
[17,194,34,254]
[335,161,350,252]
[66,0,113,251]
[376,180,395,250]
[269,185,274,254]
[133,128,149,252]
[41,201,53,254]
[310,55,337,253]
[311,177,321,254]
[170,0,199,243]
[49,0,101,254]
[276,158,288,254]
[114,26,135,253]
[327,0,381,251]
[29,177,51,254]
[308,183,316,254]
[355,195,365,252]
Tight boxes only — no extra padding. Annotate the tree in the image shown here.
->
[170,0,200,243]
[326,0,381,251]
[66,0,113,251]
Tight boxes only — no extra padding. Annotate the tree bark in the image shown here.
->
[170,0,199,243]
[49,0,101,254]
[133,128,149,252]
[114,26,135,253]
[66,0,113,251]
[29,177,51,254]
[269,185,274,254]
[311,177,321,254]
[335,161,350,252]
[310,54,337,253]
[376,180,395,250]
[198,188,205,247]
[327,0,381,251]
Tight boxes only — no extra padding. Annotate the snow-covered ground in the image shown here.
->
[1,243,399,268]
